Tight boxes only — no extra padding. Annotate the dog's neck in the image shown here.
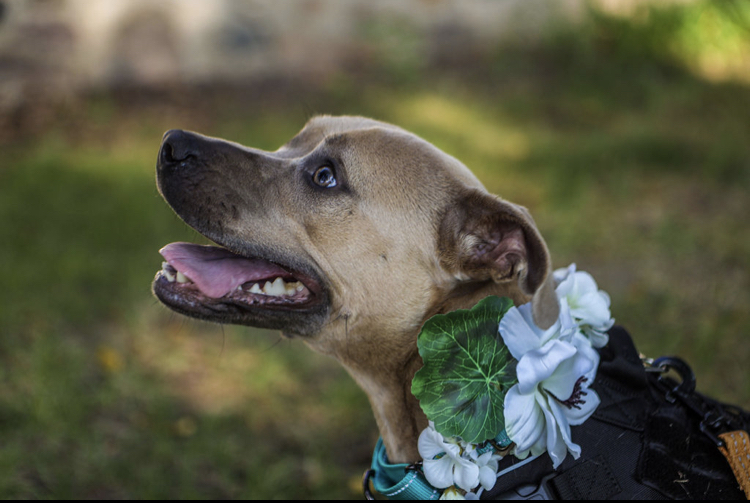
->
[329,284,537,464]
[342,351,427,463]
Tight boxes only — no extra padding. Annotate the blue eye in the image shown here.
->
[313,166,337,188]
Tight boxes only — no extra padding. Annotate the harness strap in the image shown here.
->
[718,430,750,499]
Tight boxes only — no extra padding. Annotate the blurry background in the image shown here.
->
[1,0,749,498]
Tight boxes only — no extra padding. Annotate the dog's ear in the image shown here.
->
[439,190,560,328]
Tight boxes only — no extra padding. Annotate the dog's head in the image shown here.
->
[154,115,559,366]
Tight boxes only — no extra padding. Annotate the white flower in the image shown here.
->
[418,423,480,492]
[439,487,466,500]
[499,302,601,469]
[554,264,614,348]
[471,450,503,491]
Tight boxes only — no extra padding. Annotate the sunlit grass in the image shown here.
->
[393,94,531,162]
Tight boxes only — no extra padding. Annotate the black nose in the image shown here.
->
[159,129,198,166]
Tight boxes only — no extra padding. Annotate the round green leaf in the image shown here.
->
[412,296,518,444]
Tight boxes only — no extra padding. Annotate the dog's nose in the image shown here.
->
[159,129,198,166]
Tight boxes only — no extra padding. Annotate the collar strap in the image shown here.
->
[367,439,441,500]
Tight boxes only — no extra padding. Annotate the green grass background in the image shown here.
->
[1,2,749,498]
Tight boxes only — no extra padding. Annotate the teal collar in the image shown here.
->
[367,431,514,500]
[368,439,441,500]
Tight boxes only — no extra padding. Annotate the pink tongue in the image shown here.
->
[160,242,290,298]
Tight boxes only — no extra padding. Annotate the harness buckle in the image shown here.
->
[492,472,557,500]
[650,356,733,448]
[405,461,423,473]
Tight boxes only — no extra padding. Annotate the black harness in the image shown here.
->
[477,326,750,500]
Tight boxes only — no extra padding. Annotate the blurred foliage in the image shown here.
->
[1,0,749,498]
[526,0,750,87]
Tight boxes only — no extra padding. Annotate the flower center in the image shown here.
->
[548,376,589,410]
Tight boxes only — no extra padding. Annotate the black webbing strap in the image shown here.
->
[547,455,621,500]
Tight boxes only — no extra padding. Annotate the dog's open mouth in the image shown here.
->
[153,241,326,326]
[159,242,314,301]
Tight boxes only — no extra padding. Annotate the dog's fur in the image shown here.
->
[154,115,563,463]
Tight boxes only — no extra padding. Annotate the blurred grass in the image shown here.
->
[1,1,750,498]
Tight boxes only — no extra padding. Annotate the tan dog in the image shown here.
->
[153,115,561,464]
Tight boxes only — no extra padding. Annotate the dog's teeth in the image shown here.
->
[285,282,298,295]
[260,278,288,297]
[270,277,287,296]
[262,280,275,295]
[249,283,262,294]
[176,271,189,284]
[283,281,304,295]
[161,262,176,282]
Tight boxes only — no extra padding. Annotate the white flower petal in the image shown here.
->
[478,464,498,491]
[475,452,502,490]
[453,457,480,492]
[600,289,611,308]
[571,333,601,380]
[547,398,582,460]
[527,427,549,458]
[571,292,612,328]
[423,457,456,490]
[560,387,600,427]
[474,451,500,473]
[555,298,579,344]
[498,306,542,359]
[516,340,577,395]
[523,301,569,347]
[419,426,451,460]
[553,264,576,295]
[583,328,610,349]
[572,271,599,297]
[538,394,569,469]
[504,385,546,452]
[541,350,595,401]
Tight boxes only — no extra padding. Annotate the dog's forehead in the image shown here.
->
[282,115,484,190]
[304,115,406,137]
[279,115,403,153]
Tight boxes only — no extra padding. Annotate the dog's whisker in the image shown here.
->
[344,311,350,362]
[219,324,226,360]
[259,336,285,354]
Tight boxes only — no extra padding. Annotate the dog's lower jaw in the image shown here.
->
[343,352,428,463]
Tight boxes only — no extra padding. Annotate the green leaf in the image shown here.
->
[412,296,518,444]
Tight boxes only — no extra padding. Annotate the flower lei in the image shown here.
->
[412,264,614,499]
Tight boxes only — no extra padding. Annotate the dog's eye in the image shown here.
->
[312,166,337,188]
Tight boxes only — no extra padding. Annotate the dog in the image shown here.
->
[153,116,748,499]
